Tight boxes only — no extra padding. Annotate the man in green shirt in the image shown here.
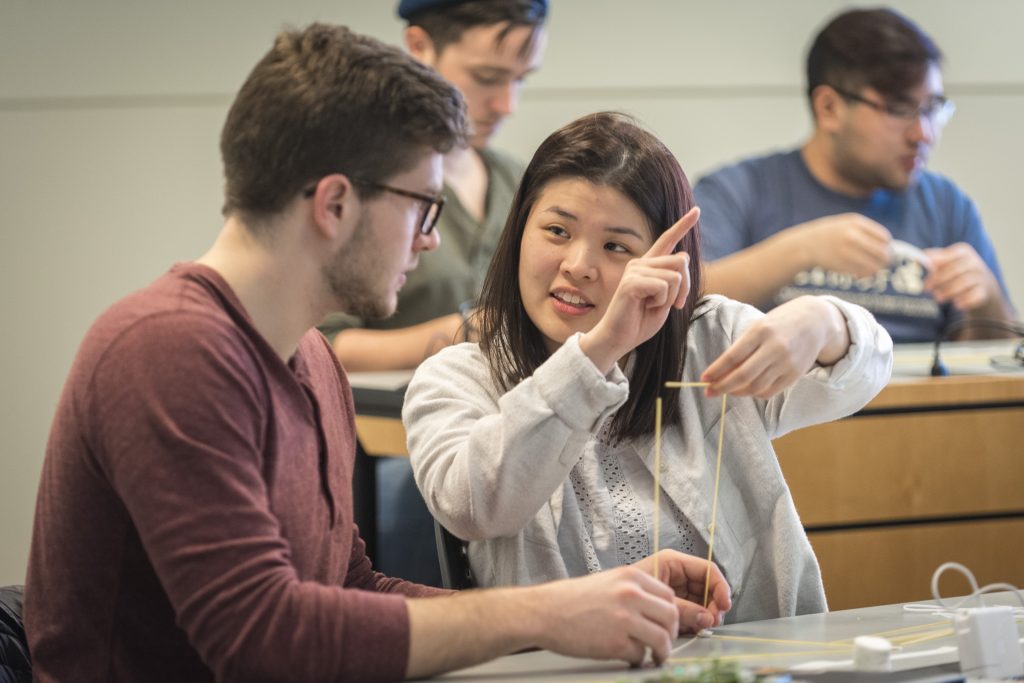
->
[318,0,548,586]
[321,0,547,369]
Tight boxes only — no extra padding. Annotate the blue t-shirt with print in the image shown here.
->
[693,149,1011,343]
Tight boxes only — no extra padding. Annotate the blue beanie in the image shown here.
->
[397,0,547,21]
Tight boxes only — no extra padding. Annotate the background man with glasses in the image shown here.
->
[694,7,1015,343]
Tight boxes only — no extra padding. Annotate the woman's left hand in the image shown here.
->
[701,296,850,399]
[630,549,731,633]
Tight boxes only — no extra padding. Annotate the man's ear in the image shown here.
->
[811,85,845,134]
[404,25,438,66]
[310,174,356,243]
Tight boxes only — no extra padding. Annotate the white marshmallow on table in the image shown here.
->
[853,635,893,671]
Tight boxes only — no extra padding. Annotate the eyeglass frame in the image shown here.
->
[302,176,445,236]
[829,85,956,128]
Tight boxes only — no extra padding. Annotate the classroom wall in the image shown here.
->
[1,1,1021,585]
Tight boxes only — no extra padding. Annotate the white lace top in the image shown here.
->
[570,420,706,572]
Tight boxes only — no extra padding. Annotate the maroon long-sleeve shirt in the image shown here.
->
[26,263,443,682]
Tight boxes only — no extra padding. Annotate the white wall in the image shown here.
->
[1,1,1020,584]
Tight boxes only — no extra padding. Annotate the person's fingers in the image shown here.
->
[748,365,789,399]
[922,247,961,274]
[706,560,729,590]
[655,554,732,626]
[852,226,892,255]
[719,361,775,398]
[926,255,971,281]
[625,254,690,309]
[706,340,776,396]
[925,243,979,279]
[927,266,975,302]
[838,213,891,241]
[622,637,649,668]
[625,617,672,665]
[631,565,678,602]
[647,207,700,258]
[701,329,761,385]
[753,370,799,400]
[864,247,892,273]
[931,274,970,302]
[675,253,692,308]
[605,570,679,665]
[698,565,733,620]
[847,238,890,274]
[618,270,678,310]
[856,219,893,244]
[952,283,988,311]
[751,358,807,398]
[637,253,690,269]
[672,598,714,633]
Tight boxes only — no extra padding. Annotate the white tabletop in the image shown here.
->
[432,593,1023,682]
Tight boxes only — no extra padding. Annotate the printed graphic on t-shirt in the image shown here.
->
[776,257,939,319]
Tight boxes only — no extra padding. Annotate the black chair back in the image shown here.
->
[433,520,475,590]
[0,585,31,683]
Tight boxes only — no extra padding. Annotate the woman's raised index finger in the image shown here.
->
[646,206,700,257]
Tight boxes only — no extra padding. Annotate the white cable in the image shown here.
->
[930,562,980,612]
[902,603,956,619]
[927,562,1024,612]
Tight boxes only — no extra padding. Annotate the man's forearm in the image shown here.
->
[332,313,462,371]
[704,228,811,308]
[404,587,539,679]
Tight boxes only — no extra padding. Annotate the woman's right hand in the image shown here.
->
[580,207,699,374]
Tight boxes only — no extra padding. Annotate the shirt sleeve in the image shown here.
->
[403,335,628,540]
[954,193,1015,311]
[88,312,414,683]
[317,310,365,343]
[344,525,451,598]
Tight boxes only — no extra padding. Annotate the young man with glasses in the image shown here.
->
[320,0,548,369]
[25,23,729,683]
[317,0,548,588]
[694,7,1015,343]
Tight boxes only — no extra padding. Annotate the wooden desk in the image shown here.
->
[351,380,410,457]
[351,343,1024,610]
[776,371,1024,611]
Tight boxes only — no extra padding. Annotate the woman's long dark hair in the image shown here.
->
[478,112,702,441]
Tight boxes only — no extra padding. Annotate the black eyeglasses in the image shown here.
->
[830,85,956,128]
[303,177,445,235]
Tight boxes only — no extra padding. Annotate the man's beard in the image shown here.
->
[834,135,914,193]
[323,213,395,320]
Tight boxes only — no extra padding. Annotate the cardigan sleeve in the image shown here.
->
[404,334,628,540]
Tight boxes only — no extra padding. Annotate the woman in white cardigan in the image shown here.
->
[404,112,893,624]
